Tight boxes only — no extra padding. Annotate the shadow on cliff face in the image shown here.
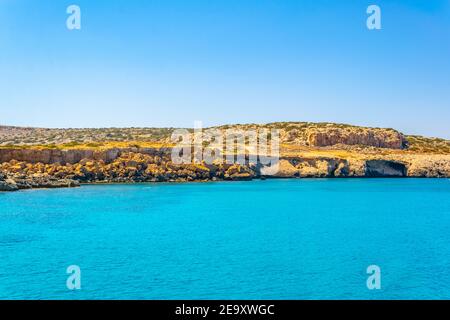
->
[365,160,407,177]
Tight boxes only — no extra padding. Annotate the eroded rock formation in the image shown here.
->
[1,122,449,191]
[0,147,172,164]
[365,160,407,177]
[306,127,407,149]
[1,151,450,191]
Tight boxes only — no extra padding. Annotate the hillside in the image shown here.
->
[1,122,449,153]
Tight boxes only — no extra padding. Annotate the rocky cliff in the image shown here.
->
[1,151,450,192]
[305,127,407,149]
[0,147,170,164]
[1,122,450,191]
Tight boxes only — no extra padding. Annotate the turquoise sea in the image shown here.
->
[1,178,450,299]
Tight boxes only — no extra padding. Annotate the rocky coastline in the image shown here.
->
[1,122,449,192]
[1,149,450,192]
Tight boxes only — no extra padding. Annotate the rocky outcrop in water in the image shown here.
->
[0,151,450,191]
[2,150,449,192]
[0,169,79,191]
[0,152,258,191]
[0,173,19,191]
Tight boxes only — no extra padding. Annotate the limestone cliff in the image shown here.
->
[1,122,450,191]
[0,147,170,164]
[305,127,406,149]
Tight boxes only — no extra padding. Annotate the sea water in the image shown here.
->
[1,178,450,299]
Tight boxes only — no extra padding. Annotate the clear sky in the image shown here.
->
[1,0,449,138]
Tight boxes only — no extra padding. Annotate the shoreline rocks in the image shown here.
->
[0,178,19,192]
[1,151,450,192]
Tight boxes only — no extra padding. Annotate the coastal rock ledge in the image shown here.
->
[1,150,450,192]
[0,172,79,191]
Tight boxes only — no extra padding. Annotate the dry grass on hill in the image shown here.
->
[1,123,449,156]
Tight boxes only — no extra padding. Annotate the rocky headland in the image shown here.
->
[1,122,450,191]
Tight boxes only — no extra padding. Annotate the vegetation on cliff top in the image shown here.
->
[0,122,449,154]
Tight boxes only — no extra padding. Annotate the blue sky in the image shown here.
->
[0,0,449,138]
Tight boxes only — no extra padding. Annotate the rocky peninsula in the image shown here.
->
[1,122,450,191]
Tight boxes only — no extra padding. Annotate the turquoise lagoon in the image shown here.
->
[1,178,450,299]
